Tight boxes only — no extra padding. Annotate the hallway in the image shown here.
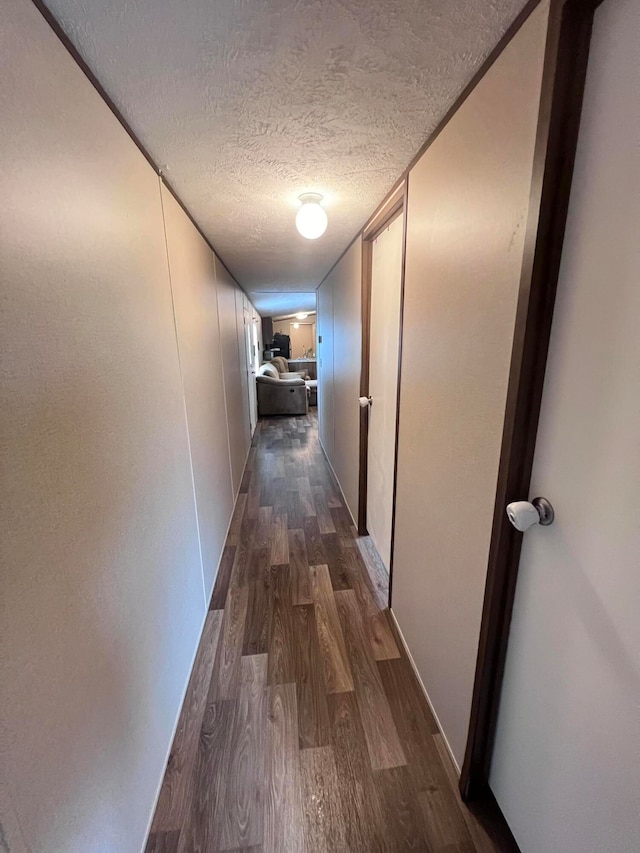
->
[146,413,497,853]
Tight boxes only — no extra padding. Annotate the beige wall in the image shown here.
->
[391,0,550,767]
[0,2,249,851]
[289,322,315,358]
[215,261,251,494]
[316,241,362,522]
[160,186,235,599]
[317,285,335,461]
[272,316,317,359]
[234,287,252,450]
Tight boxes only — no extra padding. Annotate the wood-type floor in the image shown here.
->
[146,412,500,853]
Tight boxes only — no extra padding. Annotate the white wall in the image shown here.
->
[160,186,235,601]
[290,323,315,358]
[490,1,640,849]
[234,286,252,450]
[272,315,316,359]
[391,0,550,767]
[216,260,252,495]
[317,281,335,461]
[316,240,362,522]
[0,2,250,850]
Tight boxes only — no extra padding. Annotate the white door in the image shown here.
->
[244,308,257,434]
[366,213,404,570]
[490,2,640,850]
[234,288,251,451]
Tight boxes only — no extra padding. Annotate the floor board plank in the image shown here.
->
[300,746,348,852]
[334,589,405,770]
[243,548,272,656]
[309,564,354,694]
[417,786,476,853]
[147,412,499,853]
[177,700,234,853]
[230,516,256,589]
[286,487,304,528]
[293,604,331,749]
[297,476,316,518]
[227,492,248,546]
[373,765,432,852]
[151,610,224,832]
[354,536,389,610]
[321,531,352,591]
[378,657,446,791]
[303,516,327,567]
[265,683,306,853]
[313,485,336,534]
[289,528,312,606]
[268,564,297,686]
[210,545,237,611]
[346,555,400,660]
[254,505,274,549]
[432,733,500,853]
[327,691,385,852]
[212,654,268,850]
[145,829,181,853]
[271,513,289,564]
[208,585,249,701]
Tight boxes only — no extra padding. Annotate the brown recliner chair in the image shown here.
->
[256,364,308,416]
[270,355,309,380]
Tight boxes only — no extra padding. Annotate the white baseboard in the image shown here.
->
[316,427,459,772]
[141,601,208,852]
[141,442,251,852]
[389,609,461,776]
[317,436,358,531]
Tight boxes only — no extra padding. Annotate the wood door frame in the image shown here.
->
[460,0,607,803]
[358,183,406,554]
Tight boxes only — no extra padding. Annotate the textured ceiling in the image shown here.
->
[44,0,527,294]
[249,291,317,317]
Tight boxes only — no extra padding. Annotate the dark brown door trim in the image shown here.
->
[387,179,410,607]
[358,185,405,536]
[460,0,604,802]
[358,237,373,536]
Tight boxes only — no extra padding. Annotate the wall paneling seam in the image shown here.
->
[212,257,238,505]
[317,435,358,532]
[158,177,207,609]
[387,180,410,608]
[140,604,210,852]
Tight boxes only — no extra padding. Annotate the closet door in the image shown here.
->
[366,213,404,571]
[490,3,640,849]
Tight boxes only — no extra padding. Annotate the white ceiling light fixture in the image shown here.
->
[293,322,300,329]
[295,193,328,240]
[295,312,309,320]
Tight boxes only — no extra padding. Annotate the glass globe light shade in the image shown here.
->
[295,193,328,239]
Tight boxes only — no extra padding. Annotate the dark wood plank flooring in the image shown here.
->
[146,412,500,852]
